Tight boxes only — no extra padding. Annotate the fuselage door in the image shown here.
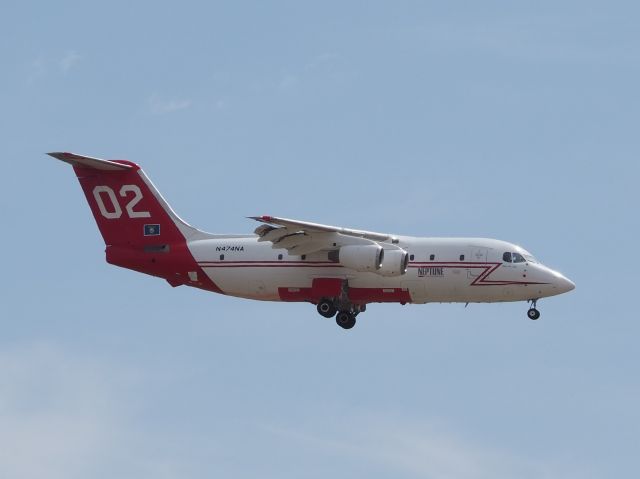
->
[470,247,488,262]
[468,247,489,279]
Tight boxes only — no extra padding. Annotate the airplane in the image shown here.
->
[49,152,575,329]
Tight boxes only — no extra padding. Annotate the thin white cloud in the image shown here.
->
[399,18,639,65]
[0,342,125,479]
[263,414,590,479]
[26,51,82,84]
[26,57,46,85]
[279,73,299,90]
[304,53,339,72]
[148,94,192,114]
[277,53,349,91]
[0,341,206,479]
[59,50,82,73]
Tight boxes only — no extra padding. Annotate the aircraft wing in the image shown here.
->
[248,215,398,256]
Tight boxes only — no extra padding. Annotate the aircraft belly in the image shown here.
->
[200,266,345,300]
[202,266,415,302]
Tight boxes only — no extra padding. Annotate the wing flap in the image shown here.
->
[271,232,309,249]
[287,241,331,256]
[257,227,294,243]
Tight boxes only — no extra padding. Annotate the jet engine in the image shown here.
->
[334,245,384,272]
[376,249,409,276]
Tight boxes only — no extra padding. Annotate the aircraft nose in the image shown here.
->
[554,272,575,293]
[560,276,575,293]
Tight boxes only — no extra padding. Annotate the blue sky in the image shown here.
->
[1,1,638,477]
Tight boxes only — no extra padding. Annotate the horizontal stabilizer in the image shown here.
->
[47,152,132,171]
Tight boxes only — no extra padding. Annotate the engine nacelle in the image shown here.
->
[376,249,409,276]
[337,245,384,272]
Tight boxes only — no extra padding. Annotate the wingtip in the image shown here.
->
[248,215,273,222]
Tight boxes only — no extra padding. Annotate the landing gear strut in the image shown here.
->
[316,299,337,318]
[335,311,356,329]
[314,279,365,329]
[527,299,541,320]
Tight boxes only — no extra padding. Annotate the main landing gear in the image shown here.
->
[317,299,337,318]
[316,297,365,329]
[527,299,541,320]
[335,311,356,329]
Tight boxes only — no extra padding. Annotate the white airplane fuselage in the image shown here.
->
[188,235,574,305]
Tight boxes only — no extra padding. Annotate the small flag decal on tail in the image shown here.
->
[144,224,161,236]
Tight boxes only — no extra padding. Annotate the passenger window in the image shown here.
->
[502,252,512,263]
[430,254,435,260]
[219,254,225,261]
[459,254,465,261]
[278,254,283,260]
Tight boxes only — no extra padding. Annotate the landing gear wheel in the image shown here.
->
[336,311,356,329]
[527,308,540,320]
[317,300,337,318]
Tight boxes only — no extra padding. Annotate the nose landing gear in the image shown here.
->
[527,299,541,320]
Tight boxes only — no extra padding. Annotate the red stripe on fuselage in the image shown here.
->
[408,262,548,286]
[198,260,342,270]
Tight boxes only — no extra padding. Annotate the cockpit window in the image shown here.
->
[512,253,526,263]
[503,251,529,263]
[523,254,537,263]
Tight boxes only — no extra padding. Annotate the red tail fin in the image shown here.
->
[49,152,190,247]
[50,152,222,293]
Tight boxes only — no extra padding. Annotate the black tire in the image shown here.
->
[317,300,337,318]
[527,308,540,320]
[336,311,356,329]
